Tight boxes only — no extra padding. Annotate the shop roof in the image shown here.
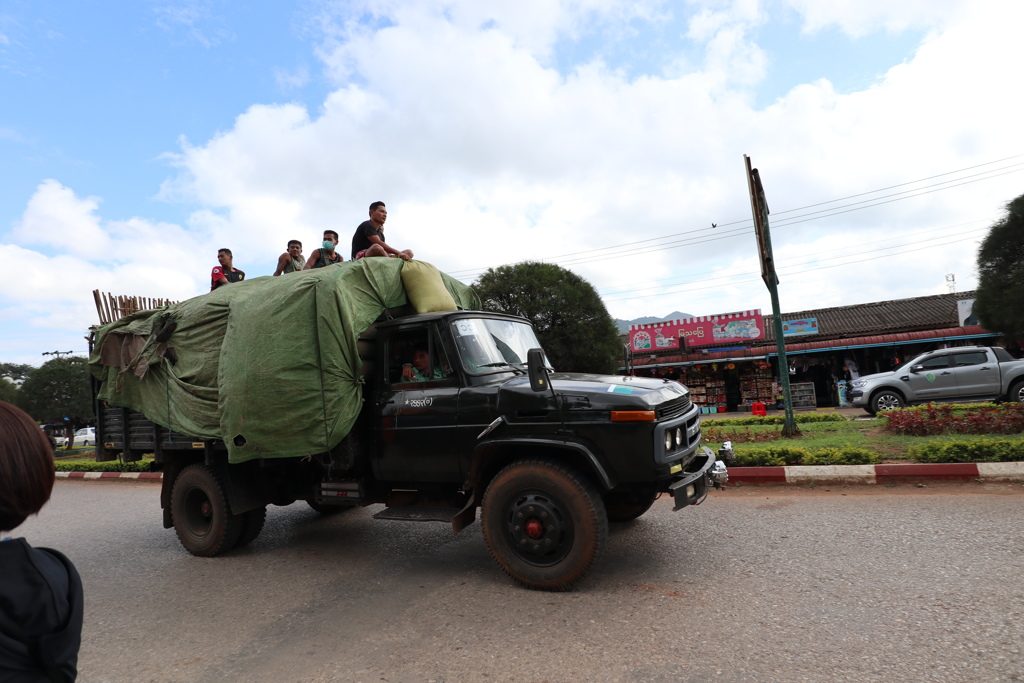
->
[625,290,988,366]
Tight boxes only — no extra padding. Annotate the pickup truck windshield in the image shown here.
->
[451,318,550,375]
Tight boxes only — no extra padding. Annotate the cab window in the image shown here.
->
[387,329,454,385]
[953,351,988,367]
[918,355,951,370]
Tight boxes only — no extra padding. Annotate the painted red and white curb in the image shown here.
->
[56,462,1024,485]
[728,461,1024,485]
[56,471,163,481]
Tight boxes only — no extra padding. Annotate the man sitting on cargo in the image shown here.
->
[211,248,245,290]
[303,231,344,269]
[402,345,443,382]
[351,201,414,261]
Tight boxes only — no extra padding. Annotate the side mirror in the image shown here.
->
[527,348,549,393]
[910,364,924,373]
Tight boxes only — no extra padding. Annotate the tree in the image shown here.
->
[0,378,17,404]
[0,362,34,383]
[16,356,93,428]
[474,261,623,374]
[974,192,1024,339]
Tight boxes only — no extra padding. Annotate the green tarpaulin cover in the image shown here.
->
[89,258,479,463]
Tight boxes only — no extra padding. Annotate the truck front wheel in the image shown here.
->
[170,464,243,557]
[481,460,608,591]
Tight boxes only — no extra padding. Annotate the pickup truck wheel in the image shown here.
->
[603,488,659,522]
[481,460,608,591]
[170,464,243,557]
[1009,380,1024,404]
[235,506,267,548]
[871,390,904,413]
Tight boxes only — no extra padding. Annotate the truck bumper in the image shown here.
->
[669,447,727,510]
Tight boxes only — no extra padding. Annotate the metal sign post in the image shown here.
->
[744,155,799,437]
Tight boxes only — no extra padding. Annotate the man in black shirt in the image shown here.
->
[351,201,414,261]
[211,248,245,290]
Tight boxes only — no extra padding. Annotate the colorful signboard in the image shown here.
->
[629,310,764,351]
[781,317,819,337]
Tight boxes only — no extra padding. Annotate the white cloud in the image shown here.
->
[3,0,1022,364]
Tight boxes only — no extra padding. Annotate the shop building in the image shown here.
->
[624,291,1006,412]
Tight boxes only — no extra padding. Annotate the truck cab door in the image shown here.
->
[906,353,956,399]
[373,328,463,483]
[951,350,1001,397]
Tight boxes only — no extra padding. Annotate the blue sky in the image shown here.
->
[2,1,1021,366]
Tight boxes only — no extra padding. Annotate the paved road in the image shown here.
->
[18,481,1024,682]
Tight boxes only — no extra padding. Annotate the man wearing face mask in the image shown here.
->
[303,230,345,270]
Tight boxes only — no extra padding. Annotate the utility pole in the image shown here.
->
[744,155,799,437]
[42,350,74,359]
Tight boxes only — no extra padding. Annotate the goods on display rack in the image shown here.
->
[739,364,775,407]
[673,366,727,413]
[789,381,817,408]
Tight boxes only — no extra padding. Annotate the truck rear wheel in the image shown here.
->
[170,464,242,557]
[481,460,608,591]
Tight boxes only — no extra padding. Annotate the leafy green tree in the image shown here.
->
[16,356,93,428]
[975,192,1024,338]
[0,378,17,404]
[474,261,623,373]
[0,362,34,383]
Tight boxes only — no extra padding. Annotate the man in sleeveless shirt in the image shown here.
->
[273,240,306,275]
[211,248,245,290]
[351,201,414,261]
[303,230,344,269]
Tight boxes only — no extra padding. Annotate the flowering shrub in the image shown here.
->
[881,403,1024,436]
[707,413,847,427]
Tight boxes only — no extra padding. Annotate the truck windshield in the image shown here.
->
[451,318,550,375]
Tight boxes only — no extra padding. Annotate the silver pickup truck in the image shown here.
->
[848,346,1024,414]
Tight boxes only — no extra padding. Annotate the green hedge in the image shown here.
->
[908,439,1024,463]
[707,413,848,427]
[55,460,154,472]
[732,445,879,467]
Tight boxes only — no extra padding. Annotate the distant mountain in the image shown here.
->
[614,311,694,334]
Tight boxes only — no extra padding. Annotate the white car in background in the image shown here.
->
[62,427,96,448]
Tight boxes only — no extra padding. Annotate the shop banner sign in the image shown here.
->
[782,317,819,337]
[629,310,763,351]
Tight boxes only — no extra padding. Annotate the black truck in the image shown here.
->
[91,308,727,590]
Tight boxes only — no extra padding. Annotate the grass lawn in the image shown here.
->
[701,417,1024,462]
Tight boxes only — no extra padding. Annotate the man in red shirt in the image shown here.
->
[211,248,245,290]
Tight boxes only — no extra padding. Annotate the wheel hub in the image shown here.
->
[506,493,572,566]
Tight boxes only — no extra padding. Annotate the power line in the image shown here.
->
[596,218,991,294]
[444,153,1023,278]
[601,232,985,303]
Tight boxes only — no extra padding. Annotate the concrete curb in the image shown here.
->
[56,462,1024,485]
[728,461,1024,485]
[56,471,163,481]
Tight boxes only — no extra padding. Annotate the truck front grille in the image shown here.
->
[657,396,692,421]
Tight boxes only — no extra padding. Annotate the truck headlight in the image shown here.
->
[851,379,867,388]
[675,427,684,447]
[665,431,674,451]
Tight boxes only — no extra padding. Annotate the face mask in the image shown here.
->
[322,240,335,251]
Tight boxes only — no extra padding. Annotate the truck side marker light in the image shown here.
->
[610,411,656,422]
